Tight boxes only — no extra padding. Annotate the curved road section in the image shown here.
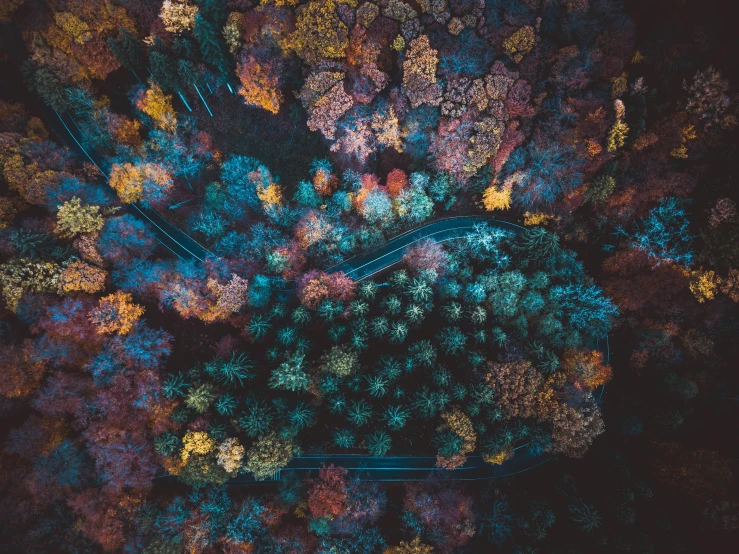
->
[49,109,601,484]
[330,216,525,281]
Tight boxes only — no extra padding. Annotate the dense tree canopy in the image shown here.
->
[1,0,738,552]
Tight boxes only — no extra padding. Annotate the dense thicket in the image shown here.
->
[1,0,738,552]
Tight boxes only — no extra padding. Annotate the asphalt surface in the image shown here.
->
[228,449,552,484]
[49,109,605,484]
[330,216,525,281]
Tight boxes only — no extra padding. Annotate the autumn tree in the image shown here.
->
[285,0,348,64]
[236,51,283,114]
[297,270,356,309]
[299,71,353,140]
[484,360,542,419]
[482,182,512,211]
[89,291,145,335]
[108,161,173,205]
[55,197,104,238]
[244,432,295,480]
[0,340,47,399]
[562,349,613,390]
[134,84,177,132]
[385,538,435,554]
[386,168,408,197]
[503,26,536,63]
[402,35,442,108]
[435,408,476,469]
[159,0,199,33]
[58,260,107,294]
[403,239,449,277]
[31,1,135,83]
[0,258,62,311]
[308,464,348,519]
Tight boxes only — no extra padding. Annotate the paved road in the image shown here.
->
[49,109,607,484]
[229,449,551,484]
[50,111,214,263]
[331,216,525,281]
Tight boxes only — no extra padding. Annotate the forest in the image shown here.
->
[0,0,737,552]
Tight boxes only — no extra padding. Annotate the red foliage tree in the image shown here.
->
[484,360,542,419]
[68,489,142,552]
[403,479,476,553]
[0,339,47,399]
[297,270,356,309]
[403,239,450,277]
[602,248,692,314]
[651,441,734,501]
[386,168,408,197]
[308,464,348,519]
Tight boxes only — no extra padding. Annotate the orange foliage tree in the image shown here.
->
[109,162,173,205]
[386,168,408,197]
[562,349,613,390]
[0,340,46,399]
[31,0,135,83]
[236,52,283,114]
[312,165,339,196]
[89,291,145,335]
[58,260,107,294]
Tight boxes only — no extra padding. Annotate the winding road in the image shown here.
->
[49,109,608,484]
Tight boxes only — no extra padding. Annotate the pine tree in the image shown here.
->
[193,14,228,74]
[196,0,226,26]
[148,49,181,93]
[108,28,144,79]
[24,64,70,112]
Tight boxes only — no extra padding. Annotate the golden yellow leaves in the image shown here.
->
[89,291,145,335]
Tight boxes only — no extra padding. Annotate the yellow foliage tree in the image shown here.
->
[483,447,514,465]
[284,0,349,64]
[109,162,173,204]
[257,182,283,208]
[503,25,535,63]
[607,120,629,151]
[384,538,434,554]
[180,431,216,463]
[159,0,199,34]
[135,85,177,132]
[523,212,554,226]
[244,432,295,481]
[55,197,104,238]
[2,152,64,206]
[435,408,476,469]
[89,291,145,335]
[222,12,244,54]
[482,184,512,211]
[689,269,719,303]
[371,106,404,151]
[0,258,62,312]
